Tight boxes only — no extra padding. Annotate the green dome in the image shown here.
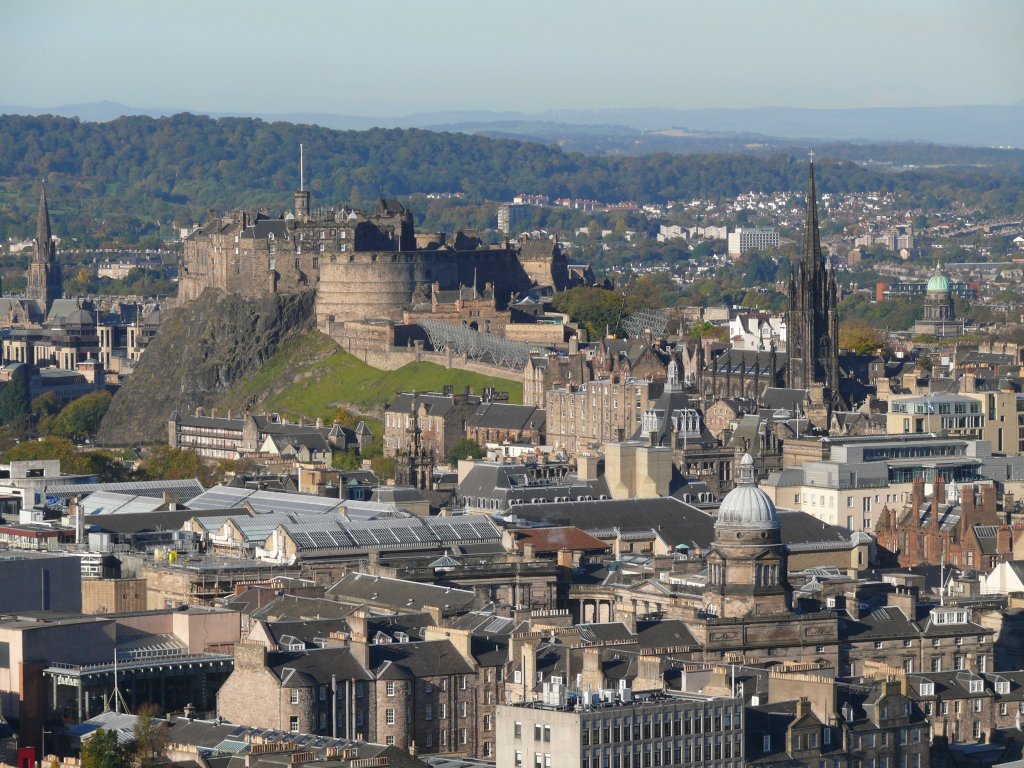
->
[927,269,952,293]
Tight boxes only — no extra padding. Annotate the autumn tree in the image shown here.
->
[839,319,890,357]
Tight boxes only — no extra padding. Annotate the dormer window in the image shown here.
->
[920,682,935,696]
[969,679,984,693]
[996,680,1010,694]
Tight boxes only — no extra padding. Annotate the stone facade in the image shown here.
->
[80,578,147,614]
[179,195,568,327]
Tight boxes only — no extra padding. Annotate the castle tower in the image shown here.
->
[704,453,790,618]
[785,160,840,408]
[26,186,63,319]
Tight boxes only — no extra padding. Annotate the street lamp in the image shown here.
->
[40,728,52,768]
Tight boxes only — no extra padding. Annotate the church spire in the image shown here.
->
[802,158,822,273]
[35,185,54,263]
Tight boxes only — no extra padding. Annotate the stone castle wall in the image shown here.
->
[315,246,524,326]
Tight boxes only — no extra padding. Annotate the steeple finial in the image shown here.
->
[299,143,304,192]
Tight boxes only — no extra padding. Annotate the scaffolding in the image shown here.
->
[622,308,670,339]
[418,319,534,370]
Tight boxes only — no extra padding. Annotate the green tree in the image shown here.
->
[31,391,61,418]
[0,365,31,427]
[3,437,131,481]
[43,390,112,442]
[332,449,363,471]
[132,703,168,768]
[138,445,206,483]
[81,729,130,768]
[447,438,485,464]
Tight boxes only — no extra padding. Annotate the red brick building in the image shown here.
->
[876,477,1014,570]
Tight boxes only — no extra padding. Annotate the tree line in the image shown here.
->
[1,113,1022,244]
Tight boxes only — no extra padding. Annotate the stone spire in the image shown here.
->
[35,186,55,263]
[27,184,62,319]
[785,159,841,419]
[801,159,822,276]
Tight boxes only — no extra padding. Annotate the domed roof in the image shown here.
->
[927,264,952,294]
[715,453,779,531]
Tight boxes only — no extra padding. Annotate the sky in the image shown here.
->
[2,0,1022,116]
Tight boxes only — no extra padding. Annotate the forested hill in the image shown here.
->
[0,113,1021,242]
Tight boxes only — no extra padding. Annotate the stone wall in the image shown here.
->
[81,578,147,614]
[315,247,522,326]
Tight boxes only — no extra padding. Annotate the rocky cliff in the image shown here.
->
[97,289,316,446]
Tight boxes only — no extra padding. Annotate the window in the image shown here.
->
[969,679,983,693]
[920,682,935,696]
[543,725,551,742]
[289,716,299,733]
[290,689,300,705]
[385,736,395,746]
[515,722,522,738]
[515,751,523,767]
[997,680,1011,694]
[763,735,771,752]
[931,657,942,672]
[425,705,433,721]
[484,742,492,757]
[904,639,913,648]
[534,725,542,741]
[439,703,446,719]
[386,708,396,725]
[484,715,492,731]
[974,698,983,712]
[386,681,395,697]
[459,701,468,718]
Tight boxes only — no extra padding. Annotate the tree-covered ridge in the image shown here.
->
[0,113,1021,243]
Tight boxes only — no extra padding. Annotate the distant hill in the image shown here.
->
[3,101,1022,147]
[0,113,1021,244]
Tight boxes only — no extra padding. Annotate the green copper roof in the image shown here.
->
[927,268,952,293]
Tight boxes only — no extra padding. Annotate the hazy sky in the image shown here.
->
[3,0,1022,115]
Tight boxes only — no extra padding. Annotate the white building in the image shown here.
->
[728,313,786,351]
[727,227,779,258]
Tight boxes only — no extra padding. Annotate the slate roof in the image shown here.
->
[371,639,475,679]
[327,572,477,615]
[505,496,857,553]
[269,647,370,687]
[467,402,545,432]
[262,618,352,649]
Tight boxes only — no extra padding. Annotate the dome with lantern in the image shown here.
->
[715,453,779,531]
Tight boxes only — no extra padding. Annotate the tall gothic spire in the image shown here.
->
[802,159,822,272]
[35,186,53,262]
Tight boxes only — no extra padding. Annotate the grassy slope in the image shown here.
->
[218,330,522,433]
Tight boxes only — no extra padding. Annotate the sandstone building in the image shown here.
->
[179,187,572,326]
